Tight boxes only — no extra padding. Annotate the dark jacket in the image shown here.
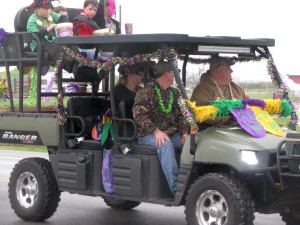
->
[133,80,188,137]
[73,14,101,36]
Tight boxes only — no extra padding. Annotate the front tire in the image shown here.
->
[102,196,141,210]
[280,208,300,225]
[185,173,254,225]
[8,157,61,221]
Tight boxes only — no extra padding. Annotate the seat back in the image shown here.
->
[67,97,111,139]
[0,33,21,63]
[66,8,83,22]
[118,100,137,141]
[14,7,33,32]
[14,7,82,32]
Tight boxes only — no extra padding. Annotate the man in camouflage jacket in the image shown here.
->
[133,61,189,195]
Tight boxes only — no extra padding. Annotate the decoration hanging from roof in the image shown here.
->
[46,46,176,102]
[177,55,262,65]
[0,28,6,46]
[265,54,298,130]
[56,91,67,125]
[177,92,198,133]
[27,67,38,105]
[48,46,178,124]
[46,45,297,129]
[0,72,9,101]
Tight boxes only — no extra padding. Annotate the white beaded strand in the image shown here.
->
[210,76,234,100]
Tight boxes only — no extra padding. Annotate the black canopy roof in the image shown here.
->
[56,34,275,56]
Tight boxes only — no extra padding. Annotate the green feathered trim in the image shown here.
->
[281,99,293,117]
[211,100,243,116]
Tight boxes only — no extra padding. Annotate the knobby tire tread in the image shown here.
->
[8,157,61,222]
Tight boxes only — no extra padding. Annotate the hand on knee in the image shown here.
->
[154,129,170,147]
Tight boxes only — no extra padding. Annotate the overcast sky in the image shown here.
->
[1,0,300,81]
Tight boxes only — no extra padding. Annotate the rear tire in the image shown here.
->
[185,173,254,225]
[8,157,61,221]
[280,208,300,225]
[102,196,141,210]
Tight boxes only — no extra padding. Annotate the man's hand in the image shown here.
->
[181,133,188,145]
[154,128,170,147]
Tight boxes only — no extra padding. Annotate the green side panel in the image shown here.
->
[0,112,60,146]
[192,127,286,171]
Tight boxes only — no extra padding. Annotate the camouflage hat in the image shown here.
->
[153,61,173,78]
[209,55,235,71]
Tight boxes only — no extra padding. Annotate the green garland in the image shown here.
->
[28,67,37,105]
[53,47,178,124]
[177,55,262,65]
[154,85,174,113]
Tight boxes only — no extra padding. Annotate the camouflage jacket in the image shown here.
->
[133,80,189,137]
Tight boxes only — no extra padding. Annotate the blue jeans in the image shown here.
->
[138,133,182,195]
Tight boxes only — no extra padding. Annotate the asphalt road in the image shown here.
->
[0,150,285,225]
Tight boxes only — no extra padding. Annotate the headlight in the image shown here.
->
[240,151,258,165]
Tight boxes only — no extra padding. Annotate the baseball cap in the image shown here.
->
[153,61,180,78]
[209,55,235,71]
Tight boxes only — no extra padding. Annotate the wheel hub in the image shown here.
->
[196,190,228,225]
[26,185,37,195]
[16,172,39,208]
[209,206,221,218]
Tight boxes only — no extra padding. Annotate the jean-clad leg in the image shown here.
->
[138,133,182,195]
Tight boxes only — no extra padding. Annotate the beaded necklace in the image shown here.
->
[36,14,55,42]
[210,76,234,100]
[154,84,174,113]
[105,18,116,34]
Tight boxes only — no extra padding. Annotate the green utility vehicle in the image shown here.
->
[1,7,300,225]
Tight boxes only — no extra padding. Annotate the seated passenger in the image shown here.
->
[72,0,104,92]
[54,5,68,18]
[72,0,120,93]
[26,0,68,62]
[114,63,144,119]
[73,0,101,37]
[133,61,188,195]
[191,54,248,127]
[93,0,121,35]
[73,0,101,59]
[73,0,120,60]
[91,0,121,60]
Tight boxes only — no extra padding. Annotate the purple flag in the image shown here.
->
[231,108,266,138]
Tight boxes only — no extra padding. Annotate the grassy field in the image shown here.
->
[0,144,47,152]
[0,97,59,108]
